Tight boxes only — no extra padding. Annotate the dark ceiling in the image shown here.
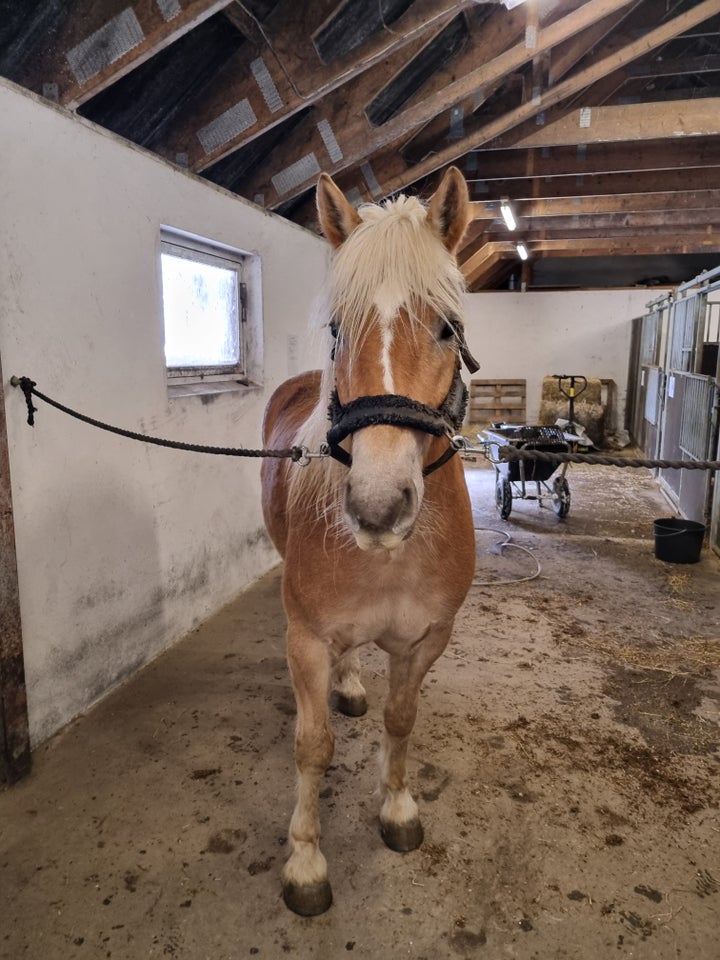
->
[2,0,720,290]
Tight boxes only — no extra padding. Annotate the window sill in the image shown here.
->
[167,379,263,400]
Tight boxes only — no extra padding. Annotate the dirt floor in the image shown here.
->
[1,455,719,959]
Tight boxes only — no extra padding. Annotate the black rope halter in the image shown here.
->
[326,323,479,476]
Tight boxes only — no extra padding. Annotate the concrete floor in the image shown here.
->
[2,459,719,959]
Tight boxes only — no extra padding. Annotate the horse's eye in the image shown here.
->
[329,319,339,339]
[439,319,456,341]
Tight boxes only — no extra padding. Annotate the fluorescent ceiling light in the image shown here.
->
[500,198,517,231]
[516,242,529,261]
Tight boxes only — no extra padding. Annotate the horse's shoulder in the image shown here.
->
[263,370,322,444]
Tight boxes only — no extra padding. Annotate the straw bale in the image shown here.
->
[538,399,606,446]
[541,376,602,404]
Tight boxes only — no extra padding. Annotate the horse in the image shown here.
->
[260,166,477,916]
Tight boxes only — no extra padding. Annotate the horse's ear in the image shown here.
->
[317,173,362,248]
[427,166,469,253]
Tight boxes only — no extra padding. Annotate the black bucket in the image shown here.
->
[653,517,705,564]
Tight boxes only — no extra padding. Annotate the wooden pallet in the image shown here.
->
[469,379,526,425]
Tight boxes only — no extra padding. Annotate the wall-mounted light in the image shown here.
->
[516,242,529,261]
[500,198,517,231]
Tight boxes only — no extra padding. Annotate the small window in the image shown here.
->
[160,231,257,388]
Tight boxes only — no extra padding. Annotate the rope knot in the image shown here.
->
[18,377,38,426]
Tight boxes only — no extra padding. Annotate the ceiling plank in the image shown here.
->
[469,165,720,202]
[469,188,720,220]
[483,214,720,238]
[465,135,720,181]
[514,97,720,147]
[524,235,720,256]
[625,52,720,76]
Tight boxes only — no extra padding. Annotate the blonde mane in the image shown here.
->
[288,192,467,515]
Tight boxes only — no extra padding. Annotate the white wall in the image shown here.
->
[0,80,328,745]
[463,289,659,427]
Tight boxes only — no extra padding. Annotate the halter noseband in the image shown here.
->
[326,326,480,477]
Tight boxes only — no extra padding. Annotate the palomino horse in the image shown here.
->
[261,167,477,916]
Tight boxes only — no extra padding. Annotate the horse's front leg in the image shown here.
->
[283,621,334,916]
[379,623,453,852]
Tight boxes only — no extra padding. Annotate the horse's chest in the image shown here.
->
[329,588,441,653]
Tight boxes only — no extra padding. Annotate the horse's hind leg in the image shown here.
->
[379,624,452,852]
[331,648,367,717]
[283,621,334,916]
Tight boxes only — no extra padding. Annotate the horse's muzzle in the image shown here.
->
[343,478,419,551]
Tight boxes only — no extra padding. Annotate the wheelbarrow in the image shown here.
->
[480,424,571,520]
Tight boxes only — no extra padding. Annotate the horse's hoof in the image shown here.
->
[282,880,333,916]
[332,692,367,717]
[380,817,424,852]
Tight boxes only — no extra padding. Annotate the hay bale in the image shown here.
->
[541,376,602,405]
[538,399,606,446]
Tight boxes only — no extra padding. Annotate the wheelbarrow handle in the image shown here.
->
[552,374,587,399]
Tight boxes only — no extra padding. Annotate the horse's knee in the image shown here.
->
[383,702,418,740]
[295,722,334,771]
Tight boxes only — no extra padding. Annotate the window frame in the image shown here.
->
[160,229,258,391]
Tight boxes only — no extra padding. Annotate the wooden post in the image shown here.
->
[0,357,31,784]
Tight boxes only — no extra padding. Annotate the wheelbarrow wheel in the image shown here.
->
[552,477,571,518]
[496,478,512,519]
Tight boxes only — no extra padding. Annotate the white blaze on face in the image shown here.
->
[374,287,401,394]
[380,322,395,393]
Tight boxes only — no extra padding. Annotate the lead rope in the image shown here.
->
[10,376,317,463]
[462,438,720,472]
[13,377,720,473]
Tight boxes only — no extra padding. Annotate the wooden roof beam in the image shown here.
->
[465,134,720,182]
[368,0,720,202]
[520,235,720,257]
[468,165,720,201]
[469,188,720,220]
[241,0,638,208]
[161,0,470,170]
[513,97,720,148]
[484,216,720,239]
[14,0,235,108]
[625,52,720,77]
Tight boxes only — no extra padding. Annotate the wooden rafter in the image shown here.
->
[360,0,720,203]
[469,189,720,220]
[14,0,234,107]
[159,0,471,170]
[240,0,639,208]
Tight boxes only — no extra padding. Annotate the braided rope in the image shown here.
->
[495,447,720,471]
[12,377,720,473]
[11,377,304,461]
